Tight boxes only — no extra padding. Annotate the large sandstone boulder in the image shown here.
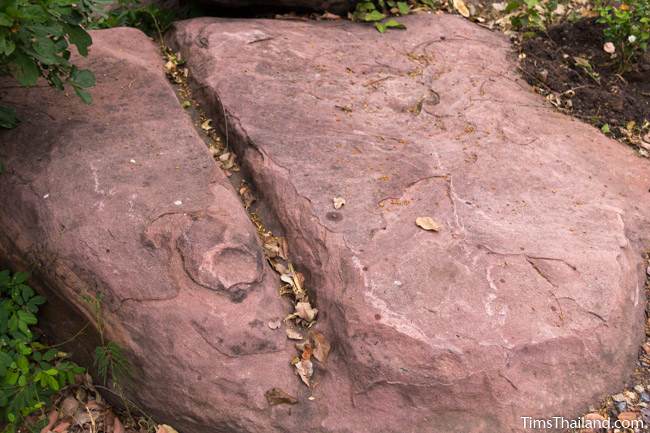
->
[1,16,650,433]
[0,27,300,433]
[166,14,650,432]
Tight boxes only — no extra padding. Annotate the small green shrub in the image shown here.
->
[83,293,131,387]
[89,0,175,38]
[505,0,569,31]
[352,0,435,32]
[0,270,84,432]
[0,0,109,129]
[596,0,650,70]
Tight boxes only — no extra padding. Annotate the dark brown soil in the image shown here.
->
[519,18,650,145]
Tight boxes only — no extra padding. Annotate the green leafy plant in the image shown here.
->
[89,0,175,39]
[351,0,413,32]
[94,341,130,386]
[596,0,650,70]
[0,270,84,432]
[506,0,569,31]
[83,293,131,387]
[0,0,109,129]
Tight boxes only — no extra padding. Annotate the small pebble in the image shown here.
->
[613,393,626,402]
[634,385,645,394]
[616,401,627,413]
[174,200,182,206]
[641,391,650,402]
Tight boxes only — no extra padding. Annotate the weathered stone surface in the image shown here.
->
[0,28,299,433]
[168,14,650,432]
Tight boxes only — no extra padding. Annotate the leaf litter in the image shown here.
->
[163,48,331,393]
[36,373,164,433]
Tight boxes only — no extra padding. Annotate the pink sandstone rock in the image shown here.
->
[166,14,650,432]
[0,28,299,433]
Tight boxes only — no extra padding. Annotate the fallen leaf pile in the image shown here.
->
[36,374,168,433]
[290,331,331,387]
[164,48,331,392]
[164,50,240,177]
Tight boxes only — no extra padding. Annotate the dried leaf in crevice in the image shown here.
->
[280,273,294,286]
[301,343,313,361]
[239,183,256,209]
[415,216,441,232]
[286,327,303,340]
[268,319,281,330]
[294,359,313,386]
[264,241,280,258]
[295,301,318,322]
[278,237,289,260]
[200,119,213,131]
[269,259,288,275]
[265,387,298,405]
[310,331,331,363]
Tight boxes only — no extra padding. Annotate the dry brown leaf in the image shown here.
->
[156,425,179,433]
[301,344,313,361]
[415,216,441,232]
[164,60,176,73]
[264,240,280,258]
[239,184,256,209]
[84,400,103,411]
[294,359,313,386]
[200,119,213,131]
[270,260,288,275]
[268,319,281,330]
[295,302,318,322]
[60,397,79,418]
[220,153,235,170]
[293,271,305,292]
[453,0,471,17]
[320,11,341,20]
[333,197,346,209]
[280,273,294,285]
[265,388,298,405]
[310,331,331,363]
[286,327,303,340]
[72,410,92,427]
[278,237,289,260]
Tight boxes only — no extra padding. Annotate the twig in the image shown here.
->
[40,323,90,349]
